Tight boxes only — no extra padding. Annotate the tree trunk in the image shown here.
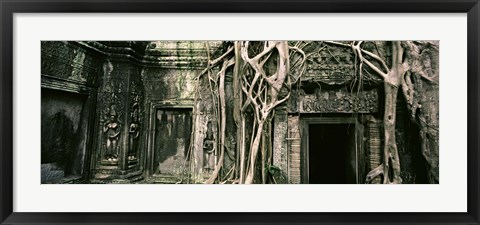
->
[261,130,266,184]
[239,116,246,184]
[365,41,406,184]
[382,81,402,184]
[233,41,243,181]
[205,60,230,184]
[245,122,264,184]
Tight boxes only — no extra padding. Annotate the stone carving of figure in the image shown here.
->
[203,121,215,172]
[128,104,140,161]
[104,107,121,162]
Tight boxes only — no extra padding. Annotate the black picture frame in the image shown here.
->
[1,0,479,224]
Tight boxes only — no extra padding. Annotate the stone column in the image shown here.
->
[288,115,301,184]
[365,115,382,184]
[96,60,135,174]
[272,107,289,183]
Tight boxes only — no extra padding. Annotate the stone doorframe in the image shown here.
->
[145,100,193,182]
[299,116,365,184]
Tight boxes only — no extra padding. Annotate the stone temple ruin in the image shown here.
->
[41,41,439,184]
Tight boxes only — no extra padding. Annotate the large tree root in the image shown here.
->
[365,164,384,183]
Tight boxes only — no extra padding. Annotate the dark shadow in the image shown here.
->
[42,112,76,176]
[41,88,87,183]
[308,124,356,184]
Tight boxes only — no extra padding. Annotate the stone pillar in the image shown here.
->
[288,115,301,184]
[97,61,126,164]
[365,115,382,184]
[96,60,139,176]
[127,69,144,171]
[272,107,289,183]
[118,68,131,175]
[192,108,207,178]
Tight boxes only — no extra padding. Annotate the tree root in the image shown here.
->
[197,41,308,184]
[205,58,234,184]
[365,164,384,183]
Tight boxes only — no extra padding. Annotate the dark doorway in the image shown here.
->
[308,124,356,184]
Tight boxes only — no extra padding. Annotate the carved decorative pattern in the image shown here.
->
[129,70,144,123]
[287,115,301,184]
[303,44,356,85]
[41,41,101,86]
[292,88,378,113]
[127,71,144,160]
[366,117,382,184]
[97,62,129,161]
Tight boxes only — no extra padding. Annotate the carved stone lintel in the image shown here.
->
[41,41,101,86]
[293,87,378,114]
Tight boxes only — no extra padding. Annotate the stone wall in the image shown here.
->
[41,41,103,183]
[41,41,102,88]
[141,41,218,183]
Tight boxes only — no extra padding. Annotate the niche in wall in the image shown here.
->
[152,108,192,176]
[41,88,88,183]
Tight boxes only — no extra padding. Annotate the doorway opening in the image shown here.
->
[308,123,356,184]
